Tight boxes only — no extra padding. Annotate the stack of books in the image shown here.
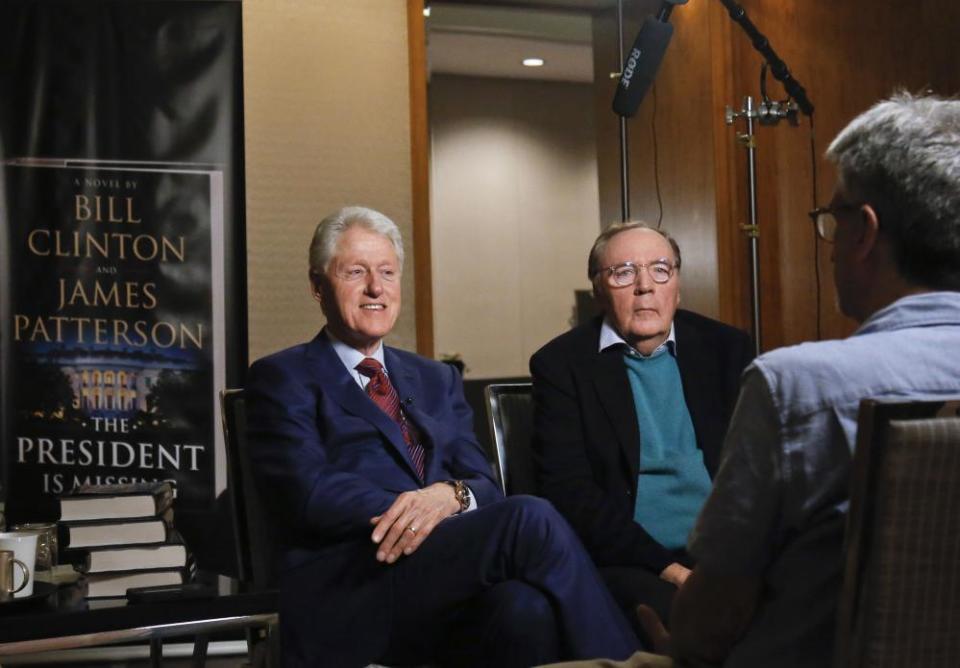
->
[57,481,192,600]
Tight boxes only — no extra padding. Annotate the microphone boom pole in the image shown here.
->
[718,0,813,117]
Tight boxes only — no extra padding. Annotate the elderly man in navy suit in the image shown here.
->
[246,206,639,667]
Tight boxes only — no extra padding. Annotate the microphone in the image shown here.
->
[612,1,687,118]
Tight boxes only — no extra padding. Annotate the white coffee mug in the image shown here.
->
[0,532,39,597]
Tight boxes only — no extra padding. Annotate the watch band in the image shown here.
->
[445,480,470,513]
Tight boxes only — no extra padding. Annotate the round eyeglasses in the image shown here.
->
[807,203,862,243]
[598,260,676,287]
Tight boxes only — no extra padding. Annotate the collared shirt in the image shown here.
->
[599,317,677,358]
[689,291,960,668]
[325,329,385,390]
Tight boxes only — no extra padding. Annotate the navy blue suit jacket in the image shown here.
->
[246,331,502,664]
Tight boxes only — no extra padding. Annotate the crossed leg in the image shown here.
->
[378,495,641,666]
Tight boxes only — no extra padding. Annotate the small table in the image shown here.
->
[0,582,278,666]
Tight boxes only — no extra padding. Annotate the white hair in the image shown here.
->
[826,91,960,289]
[308,206,404,274]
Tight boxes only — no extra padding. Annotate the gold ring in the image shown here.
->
[406,526,418,535]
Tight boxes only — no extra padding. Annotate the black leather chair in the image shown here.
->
[221,389,434,668]
[220,389,278,590]
[483,383,537,496]
[836,397,960,667]
[219,388,280,666]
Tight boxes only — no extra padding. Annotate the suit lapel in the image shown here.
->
[591,344,641,484]
[675,314,709,453]
[306,335,421,481]
[383,348,421,407]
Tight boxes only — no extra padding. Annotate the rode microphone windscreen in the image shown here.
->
[612,17,674,118]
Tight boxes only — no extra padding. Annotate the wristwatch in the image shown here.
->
[444,480,471,514]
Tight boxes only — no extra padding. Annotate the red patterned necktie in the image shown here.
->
[356,357,426,479]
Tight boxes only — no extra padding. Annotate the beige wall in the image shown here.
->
[429,75,600,379]
[243,0,417,362]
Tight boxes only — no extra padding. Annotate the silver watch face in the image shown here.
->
[450,480,469,510]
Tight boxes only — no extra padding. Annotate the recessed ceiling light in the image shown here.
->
[522,58,545,68]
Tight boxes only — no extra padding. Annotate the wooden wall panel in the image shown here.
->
[407,0,434,357]
[708,1,751,333]
[726,0,960,349]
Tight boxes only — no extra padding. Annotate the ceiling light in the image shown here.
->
[423,5,431,17]
[522,58,545,67]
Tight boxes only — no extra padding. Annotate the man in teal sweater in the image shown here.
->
[530,222,753,631]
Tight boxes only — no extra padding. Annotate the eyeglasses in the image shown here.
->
[597,260,677,287]
[807,203,863,242]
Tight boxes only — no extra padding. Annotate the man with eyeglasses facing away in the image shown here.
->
[245,206,640,667]
[529,221,754,636]
[544,92,960,668]
[651,91,960,668]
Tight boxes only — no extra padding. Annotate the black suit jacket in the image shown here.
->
[529,309,753,573]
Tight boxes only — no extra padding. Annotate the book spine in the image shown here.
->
[61,547,92,572]
[57,523,73,549]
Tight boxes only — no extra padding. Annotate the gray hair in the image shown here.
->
[308,206,404,275]
[587,221,682,281]
[826,91,960,290]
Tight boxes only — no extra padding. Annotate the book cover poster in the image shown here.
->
[0,1,244,537]
[4,162,225,514]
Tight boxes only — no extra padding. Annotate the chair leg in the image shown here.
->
[247,622,280,668]
[150,637,163,668]
[192,633,210,668]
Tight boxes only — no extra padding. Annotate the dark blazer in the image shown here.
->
[529,309,753,574]
[245,331,502,665]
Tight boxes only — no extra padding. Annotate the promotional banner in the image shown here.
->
[6,161,225,510]
[0,1,245,524]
